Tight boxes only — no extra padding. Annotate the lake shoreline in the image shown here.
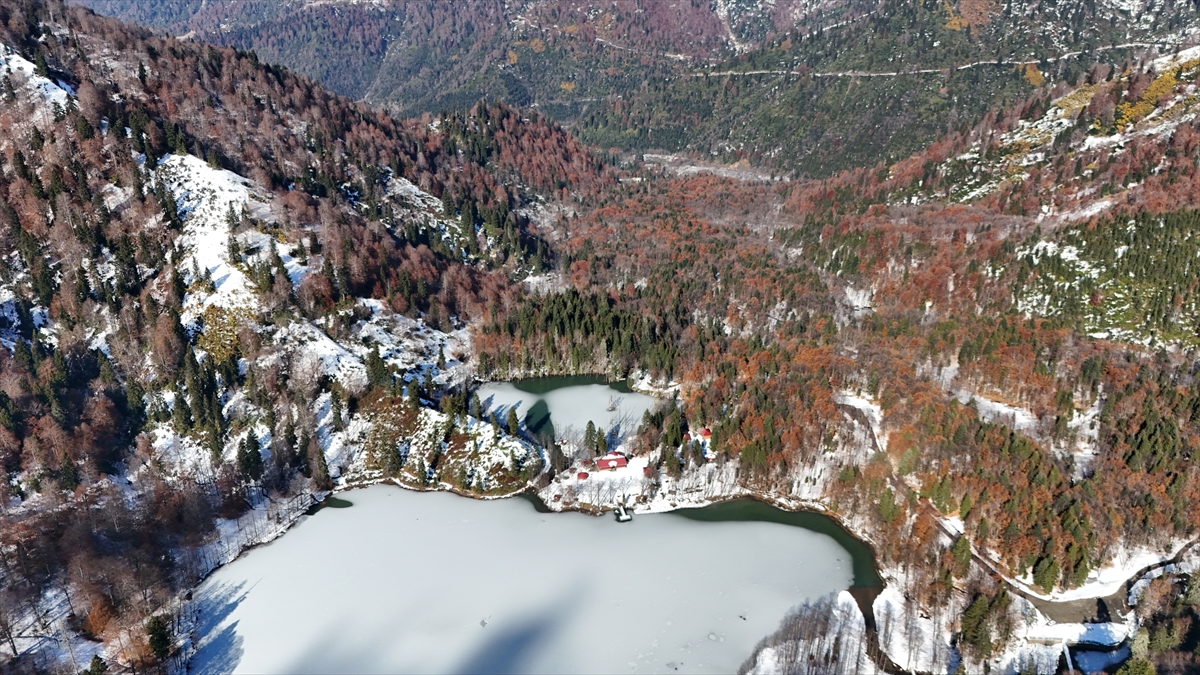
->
[175,465,895,674]
[326,472,885,588]
[179,374,891,673]
[186,483,860,674]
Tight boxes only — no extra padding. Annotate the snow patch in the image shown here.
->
[0,43,71,120]
[956,390,1039,434]
[155,154,273,321]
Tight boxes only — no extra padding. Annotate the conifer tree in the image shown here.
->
[146,615,171,661]
[86,655,109,674]
[506,407,520,436]
[237,434,264,482]
[172,391,192,433]
[311,441,332,490]
[366,347,389,389]
[58,455,78,491]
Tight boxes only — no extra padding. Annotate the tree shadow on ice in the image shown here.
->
[190,623,244,675]
[481,395,519,422]
[270,604,570,675]
[453,604,569,675]
[188,580,250,675]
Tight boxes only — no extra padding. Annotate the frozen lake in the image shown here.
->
[190,485,856,674]
[476,377,660,447]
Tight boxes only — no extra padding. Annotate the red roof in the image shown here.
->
[577,471,589,480]
[700,428,712,438]
[597,456,628,470]
[682,432,691,442]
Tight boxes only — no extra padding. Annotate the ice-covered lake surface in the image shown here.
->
[190,485,855,674]
[477,377,661,445]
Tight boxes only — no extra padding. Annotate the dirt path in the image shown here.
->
[686,42,1162,80]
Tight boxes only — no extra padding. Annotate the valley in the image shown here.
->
[3,0,1200,674]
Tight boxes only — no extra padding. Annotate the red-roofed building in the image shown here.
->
[577,471,590,480]
[699,428,712,439]
[597,454,628,471]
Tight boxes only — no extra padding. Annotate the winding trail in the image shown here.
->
[686,42,1163,80]
[833,396,1200,675]
[840,398,1200,629]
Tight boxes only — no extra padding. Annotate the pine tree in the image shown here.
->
[58,454,79,491]
[0,392,18,432]
[379,441,404,477]
[311,442,331,490]
[172,391,192,433]
[283,423,299,467]
[950,536,972,573]
[959,594,993,658]
[366,347,389,389]
[237,434,264,482]
[664,407,683,448]
[1032,556,1060,593]
[86,654,109,674]
[506,407,520,436]
[146,615,171,661]
[33,51,49,78]
[878,487,899,524]
[330,388,344,431]
[227,233,241,263]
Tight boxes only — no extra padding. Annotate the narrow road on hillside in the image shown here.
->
[687,42,1162,80]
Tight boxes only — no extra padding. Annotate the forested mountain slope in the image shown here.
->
[74,0,1200,177]
[5,0,1200,673]
[0,1,606,670]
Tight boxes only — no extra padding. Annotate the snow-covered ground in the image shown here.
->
[0,43,72,122]
[1128,542,1200,607]
[642,153,788,182]
[955,389,1039,435]
[188,484,854,675]
[546,452,658,509]
[873,584,959,673]
[985,593,1079,675]
[1066,394,1103,479]
[1022,616,1130,646]
[154,153,275,322]
[835,391,886,450]
[947,45,1200,210]
[743,591,878,675]
[1010,543,1189,603]
[351,299,472,387]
